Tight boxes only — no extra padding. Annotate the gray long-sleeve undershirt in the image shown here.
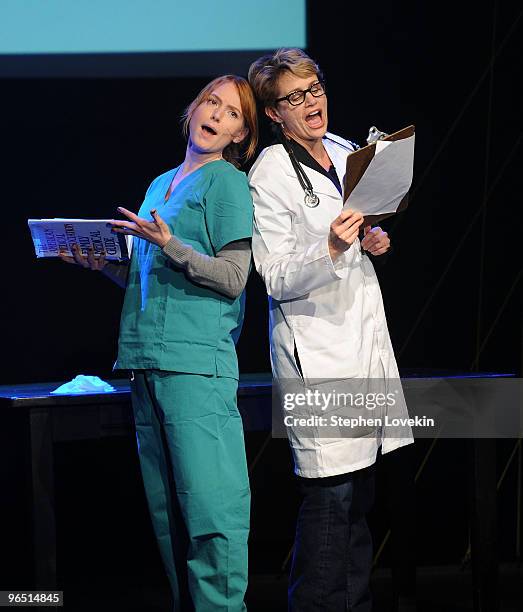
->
[102,237,251,299]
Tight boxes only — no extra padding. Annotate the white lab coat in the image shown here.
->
[249,132,413,478]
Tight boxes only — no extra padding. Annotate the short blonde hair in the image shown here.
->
[181,75,258,167]
[248,48,323,108]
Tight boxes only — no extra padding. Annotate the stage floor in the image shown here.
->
[52,564,523,611]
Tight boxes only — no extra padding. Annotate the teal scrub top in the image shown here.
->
[116,159,253,379]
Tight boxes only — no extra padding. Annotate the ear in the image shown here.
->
[265,106,282,124]
[232,126,249,144]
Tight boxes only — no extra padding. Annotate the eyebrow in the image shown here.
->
[282,79,320,97]
[209,92,242,116]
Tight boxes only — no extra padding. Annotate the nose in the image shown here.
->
[210,107,222,121]
[304,91,316,105]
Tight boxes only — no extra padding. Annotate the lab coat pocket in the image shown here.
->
[297,191,341,239]
[292,322,362,381]
[316,377,382,442]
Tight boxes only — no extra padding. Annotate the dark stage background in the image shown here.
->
[1,2,521,383]
[0,2,522,609]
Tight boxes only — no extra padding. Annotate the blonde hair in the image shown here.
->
[181,75,258,167]
[248,48,323,108]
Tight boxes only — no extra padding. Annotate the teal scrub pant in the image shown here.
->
[130,370,250,611]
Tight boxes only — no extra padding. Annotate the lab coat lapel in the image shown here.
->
[281,164,340,200]
[323,137,349,200]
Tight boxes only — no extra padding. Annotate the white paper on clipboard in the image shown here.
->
[343,134,415,215]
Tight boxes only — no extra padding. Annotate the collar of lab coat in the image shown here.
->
[275,134,351,200]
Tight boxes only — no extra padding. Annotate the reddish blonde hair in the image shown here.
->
[181,75,258,167]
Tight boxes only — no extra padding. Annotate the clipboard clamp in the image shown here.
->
[366,126,389,145]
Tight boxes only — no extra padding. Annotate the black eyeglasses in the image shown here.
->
[275,81,326,106]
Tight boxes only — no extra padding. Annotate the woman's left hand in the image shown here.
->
[110,207,172,248]
[360,225,390,256]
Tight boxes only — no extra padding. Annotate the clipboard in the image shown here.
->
[344,124,415,225]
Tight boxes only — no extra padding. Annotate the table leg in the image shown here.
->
[470,438,498,612]
[29,407,57,588]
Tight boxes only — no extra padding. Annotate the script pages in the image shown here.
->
[28,219,131,261]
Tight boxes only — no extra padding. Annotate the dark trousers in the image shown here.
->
[289,466,375,612]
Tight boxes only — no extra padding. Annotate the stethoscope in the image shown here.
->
[278,127,320,208]
[278,126,358,209]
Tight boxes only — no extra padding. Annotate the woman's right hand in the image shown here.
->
[59,244,107,271]
[328,209,364,261]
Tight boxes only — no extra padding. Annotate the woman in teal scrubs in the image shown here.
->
[63,75,258,611]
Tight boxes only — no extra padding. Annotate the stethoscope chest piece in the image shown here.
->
[304,189,320,208]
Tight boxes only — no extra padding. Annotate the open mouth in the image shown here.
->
[201,124,218,135]
[305,109,323,127]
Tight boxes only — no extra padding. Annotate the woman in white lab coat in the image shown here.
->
[248,48,413,611]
